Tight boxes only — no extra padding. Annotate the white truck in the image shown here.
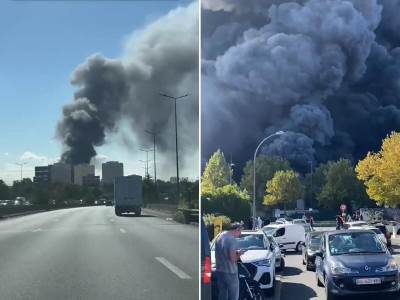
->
[114,175,143,216]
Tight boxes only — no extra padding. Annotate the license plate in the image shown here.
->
[355,278,381,285]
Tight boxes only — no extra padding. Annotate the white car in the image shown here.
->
[292,219,307,225]
[349,226,387,245]
[343,221,369,229]
[211,230,276,293]
[265,234,285,271]
[263,223,306,252]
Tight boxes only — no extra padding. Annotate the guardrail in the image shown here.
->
[0,204,90,219]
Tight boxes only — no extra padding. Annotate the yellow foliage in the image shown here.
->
[356,132,400,207]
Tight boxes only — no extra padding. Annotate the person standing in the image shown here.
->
[215,222,245,300]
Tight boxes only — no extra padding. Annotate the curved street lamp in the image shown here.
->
[252,130,285,229]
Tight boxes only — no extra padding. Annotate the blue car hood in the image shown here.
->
[332,253,390,269]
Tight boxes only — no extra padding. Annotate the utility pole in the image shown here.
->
[139,148,153,179]
[15,162,27,181]
[310,160,313,209]
[159,93,189,202]
[229,154,235,185]
[145,130,158,185]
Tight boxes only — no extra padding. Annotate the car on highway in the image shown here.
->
[302,231,324,271]
[262,223,305,252]
[315,230,399,300]
[201,218,212,300]
[211,230,277,295]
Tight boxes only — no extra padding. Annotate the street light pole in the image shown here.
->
[309,160,313,210]
[146,130,158,185]
[159,93,189,202]
[252,131,285,229]
[15,162,27,181]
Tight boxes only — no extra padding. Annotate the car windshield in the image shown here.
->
[308,235,322,248]
[263,226,277,234]
[236,234,267,250]
[328,232,386,255]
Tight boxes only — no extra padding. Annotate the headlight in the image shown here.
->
[254,259,271,267]
[330,262,359,275]
[376,259,398,272]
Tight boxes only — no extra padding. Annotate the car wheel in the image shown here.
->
[325,277,336,300]
[277,257,285,272]
[316,272,323,287]
[296,242,302,253]
[302,254,306,265]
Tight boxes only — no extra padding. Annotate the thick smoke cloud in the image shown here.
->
[58,2,198,177]
[202,0,400,173]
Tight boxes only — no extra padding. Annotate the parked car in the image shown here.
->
[302,231,324,271]
[343,221,369,229]
[349,225,386,246]
[201,218,212,300]
[265,234,285,272]
[315,230,399,300]
[262,223,306,252]
[211,230,277,295]
[293,219,307,225]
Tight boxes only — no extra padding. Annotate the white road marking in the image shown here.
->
[155,257,192,280]
[119,228,126,233]
[110,219,115,223]
[32,228,42,232]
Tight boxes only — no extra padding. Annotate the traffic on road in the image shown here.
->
[204,217,400,300]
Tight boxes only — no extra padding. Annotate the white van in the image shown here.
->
[262,223,305,252]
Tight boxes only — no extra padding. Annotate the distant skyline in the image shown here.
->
[0,0,197,185]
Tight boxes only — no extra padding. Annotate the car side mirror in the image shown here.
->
[314,250,323,258]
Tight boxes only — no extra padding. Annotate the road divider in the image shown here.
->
[155,257,191,280]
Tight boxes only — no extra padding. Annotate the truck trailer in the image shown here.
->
[114,175,143,216]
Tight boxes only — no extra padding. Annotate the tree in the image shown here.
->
[356,132,400,207]
[317,159,369,210]
[0,180,10,199]
[202,184,251,222]
[241,156,290,207]
[303,163,329,207]
[264,170,304,210]
[201,149,232,195]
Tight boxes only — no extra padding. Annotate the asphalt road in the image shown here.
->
[0,206,198,300]
[280,251,400,300]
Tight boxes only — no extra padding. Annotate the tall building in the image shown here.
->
[50,163,72,184]
[102,161,123,184]
[82,174,100,187]
[33,166,50,185]
[73,164,95,185]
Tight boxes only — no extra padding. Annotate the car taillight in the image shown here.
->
[203,256,212,284]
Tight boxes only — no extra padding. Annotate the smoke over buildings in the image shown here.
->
[202,0,400,172]
[57,2,199,178]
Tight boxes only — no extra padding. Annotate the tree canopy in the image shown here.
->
[356,132,400,207]
[241,156,290,207]
[264,170,304,210]
[201,149,232,195]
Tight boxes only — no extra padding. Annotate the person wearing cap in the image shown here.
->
[215,222,245,300]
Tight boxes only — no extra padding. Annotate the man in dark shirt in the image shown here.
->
[215,222,245,300]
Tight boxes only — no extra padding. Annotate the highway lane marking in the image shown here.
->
[32,228,42,232]
[110,218,115,223]
[155,257,192,280]
[119,228,126,233]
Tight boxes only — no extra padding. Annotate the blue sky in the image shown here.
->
[0,0,194,184]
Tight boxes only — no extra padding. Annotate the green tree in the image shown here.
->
[202,184,251,222]
[0,180,10,199]
[303,163,329,208]
[317,159,369,210]
[356,132,400,207]
[264,170,304,210]
[201,149,232,195]
[241,156,290,207]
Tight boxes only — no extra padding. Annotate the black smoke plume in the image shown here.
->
[202,0,400,173]
[57,2,199,176]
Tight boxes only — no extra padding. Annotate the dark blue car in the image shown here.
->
[315,230,399,300]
